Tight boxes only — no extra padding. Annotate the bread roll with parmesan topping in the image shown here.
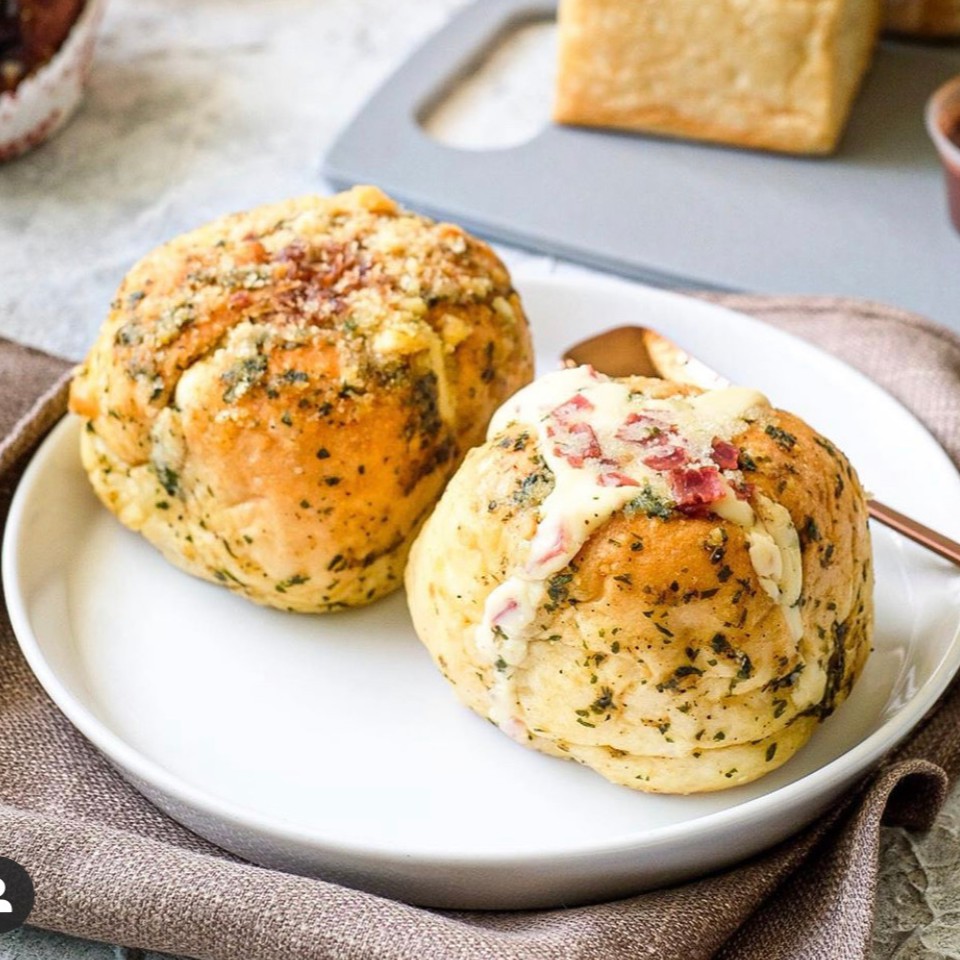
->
[406,367,873,794]
[69,186,534,612]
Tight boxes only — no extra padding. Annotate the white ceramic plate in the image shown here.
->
[5,275,960,909]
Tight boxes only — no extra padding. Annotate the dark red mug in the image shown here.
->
[927,75,960,233]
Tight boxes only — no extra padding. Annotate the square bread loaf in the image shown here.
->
[884,0,960,35]
[554,0,882,155]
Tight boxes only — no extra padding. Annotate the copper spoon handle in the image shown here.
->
[562,325,960,566]
[866,499,960,565]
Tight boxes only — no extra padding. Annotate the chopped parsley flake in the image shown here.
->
[624,483,674,520]
[275,574,310,593]
[546,572,574,607]
[802,517,821,544]
[590,688,615,714]
[221,355,268,403]
[155,465,180,497]
[765,424,797,451]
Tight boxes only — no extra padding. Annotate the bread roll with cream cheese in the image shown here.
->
[406,367,873,793]
[69,186,534,612]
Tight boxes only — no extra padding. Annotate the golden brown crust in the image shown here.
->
[406,377,873,793]
[554,0,882,156]
[70,186,534,611]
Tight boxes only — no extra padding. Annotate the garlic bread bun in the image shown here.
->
[405,367,873,793]
[69,186,534,612]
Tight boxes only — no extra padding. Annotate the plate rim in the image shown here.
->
[4,273,960,870]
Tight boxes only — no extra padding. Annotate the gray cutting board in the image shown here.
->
[323,0,960,330]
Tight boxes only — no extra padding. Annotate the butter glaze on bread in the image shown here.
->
[406,370,873,793]
[70,186,534,612]
[555,0,882,155]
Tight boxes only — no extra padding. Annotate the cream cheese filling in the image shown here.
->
[475,367,803,740]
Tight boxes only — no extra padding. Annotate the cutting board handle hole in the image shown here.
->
[418,18,555,152]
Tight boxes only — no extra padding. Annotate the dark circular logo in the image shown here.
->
[0,857,34,934]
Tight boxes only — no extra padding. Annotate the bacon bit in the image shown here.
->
[491,599,518,626]
[228,291,252,310]
[598,471,641,488]
[616,412,676,445]
[552,421,602,467]
[711,438,740,471]
[734,482,755,501]
[550,394,594,421]
[642,446,688,471]
[669,466,726,510]
[276,241,308,263]
[570,422,601,454]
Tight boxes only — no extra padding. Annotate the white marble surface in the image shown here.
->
[0,0,476,359]
[1,1,960,958]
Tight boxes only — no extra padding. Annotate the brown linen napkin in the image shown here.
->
[1,295,959,960]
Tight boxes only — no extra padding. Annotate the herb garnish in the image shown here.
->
[624,482,674,520]
[765,424,797,451]
[276,574,310,593]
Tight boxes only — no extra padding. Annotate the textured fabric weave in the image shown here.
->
[1,295,959,960]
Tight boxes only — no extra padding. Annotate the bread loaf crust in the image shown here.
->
[554,0,882,155]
